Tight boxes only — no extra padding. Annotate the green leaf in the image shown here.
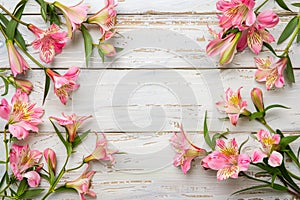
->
[291,2,300,7]
[48,4,61,25]
[265,104,290,112]
[19,189,44,199]
[238,137,249,153]
[17,179,28,196]
[0,76,9,96]
[211,131,228,148]
[285,55,295,83]
[249,112,264,120]
[275,0,292,11]
[231,184,274,196]
[43,72,51,105]
[203,111,214,150]
[279,163,300,191]
[297,28,300,43]
[81,24,93,67]
[276,130,300,167]
[6,1,27,40]
[55,185,76,193]
[280,135,300,149]
[50,120,69,152]
[10,188,17,196]
[0,172,8,189]
[39,173,50,182]
[98,47,105,63]
[0,160,6,164]
[72,129,91,148]
[277,16,298,44]
[49,166,55,185]
[0,13,26,50]
[263,42,277,56]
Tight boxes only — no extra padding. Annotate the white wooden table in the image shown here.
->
[0,0,299,199]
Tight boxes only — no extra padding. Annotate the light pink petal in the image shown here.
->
[8,124,29,140]
[238,154,251,171]
[268,151,283,167]
[245,10,256,27]
[228,113,239,126]
[272,134,281,145]
[255,69,269,82]
[205,151,227,170]
[247,28,263,54]
[217,165,240,180]
[0,98,11,120]
[24,171,41,187]
[251,149,266,163]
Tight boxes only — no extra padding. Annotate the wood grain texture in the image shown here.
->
[0,0,299,199]
[1,0,298,14]
[0,15,299,70]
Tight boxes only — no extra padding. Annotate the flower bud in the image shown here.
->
[8,76,33,94]
[257,10,279,28]
[251,88,264,113]
[43,148,57,175]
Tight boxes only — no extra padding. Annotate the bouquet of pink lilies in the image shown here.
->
[170,87,300,197]
[0,0,120,199]
[170,0,300,197]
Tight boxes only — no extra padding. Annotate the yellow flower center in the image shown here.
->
[229,95,239,106]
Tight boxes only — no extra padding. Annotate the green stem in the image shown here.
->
[0,4,29,26]
[281,9,300,57]
[13,39,46,69]
[3,128,8,173]
[256,118,276,134]
[255,0,269,13]
[66,162,84,172]
[41,155,70,200]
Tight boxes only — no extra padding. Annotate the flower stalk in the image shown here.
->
[0,4,29,26]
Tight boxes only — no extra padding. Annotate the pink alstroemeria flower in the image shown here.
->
[216,87,248,126]
[50,113,92,143]
[0,89,44,140]
[6,39,29,77]
[28,24,68,64]
[65,164,96,200]
[237,10,279,54]
[10,144,42,187]
[217,0,256,30]
[46,67,80,105]
[87,0,117,34]
[201,138,251,180]
[84,133,118,163]
[170,124,207,175]
[254,57,287,90]
[252,130,283,167]
[53,1,90,37]
[206,32,241,65]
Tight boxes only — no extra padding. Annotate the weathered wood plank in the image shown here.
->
[0,132,297,199]
[0,0,298,14]
[1,69,300,133]
[0,15,298,70]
